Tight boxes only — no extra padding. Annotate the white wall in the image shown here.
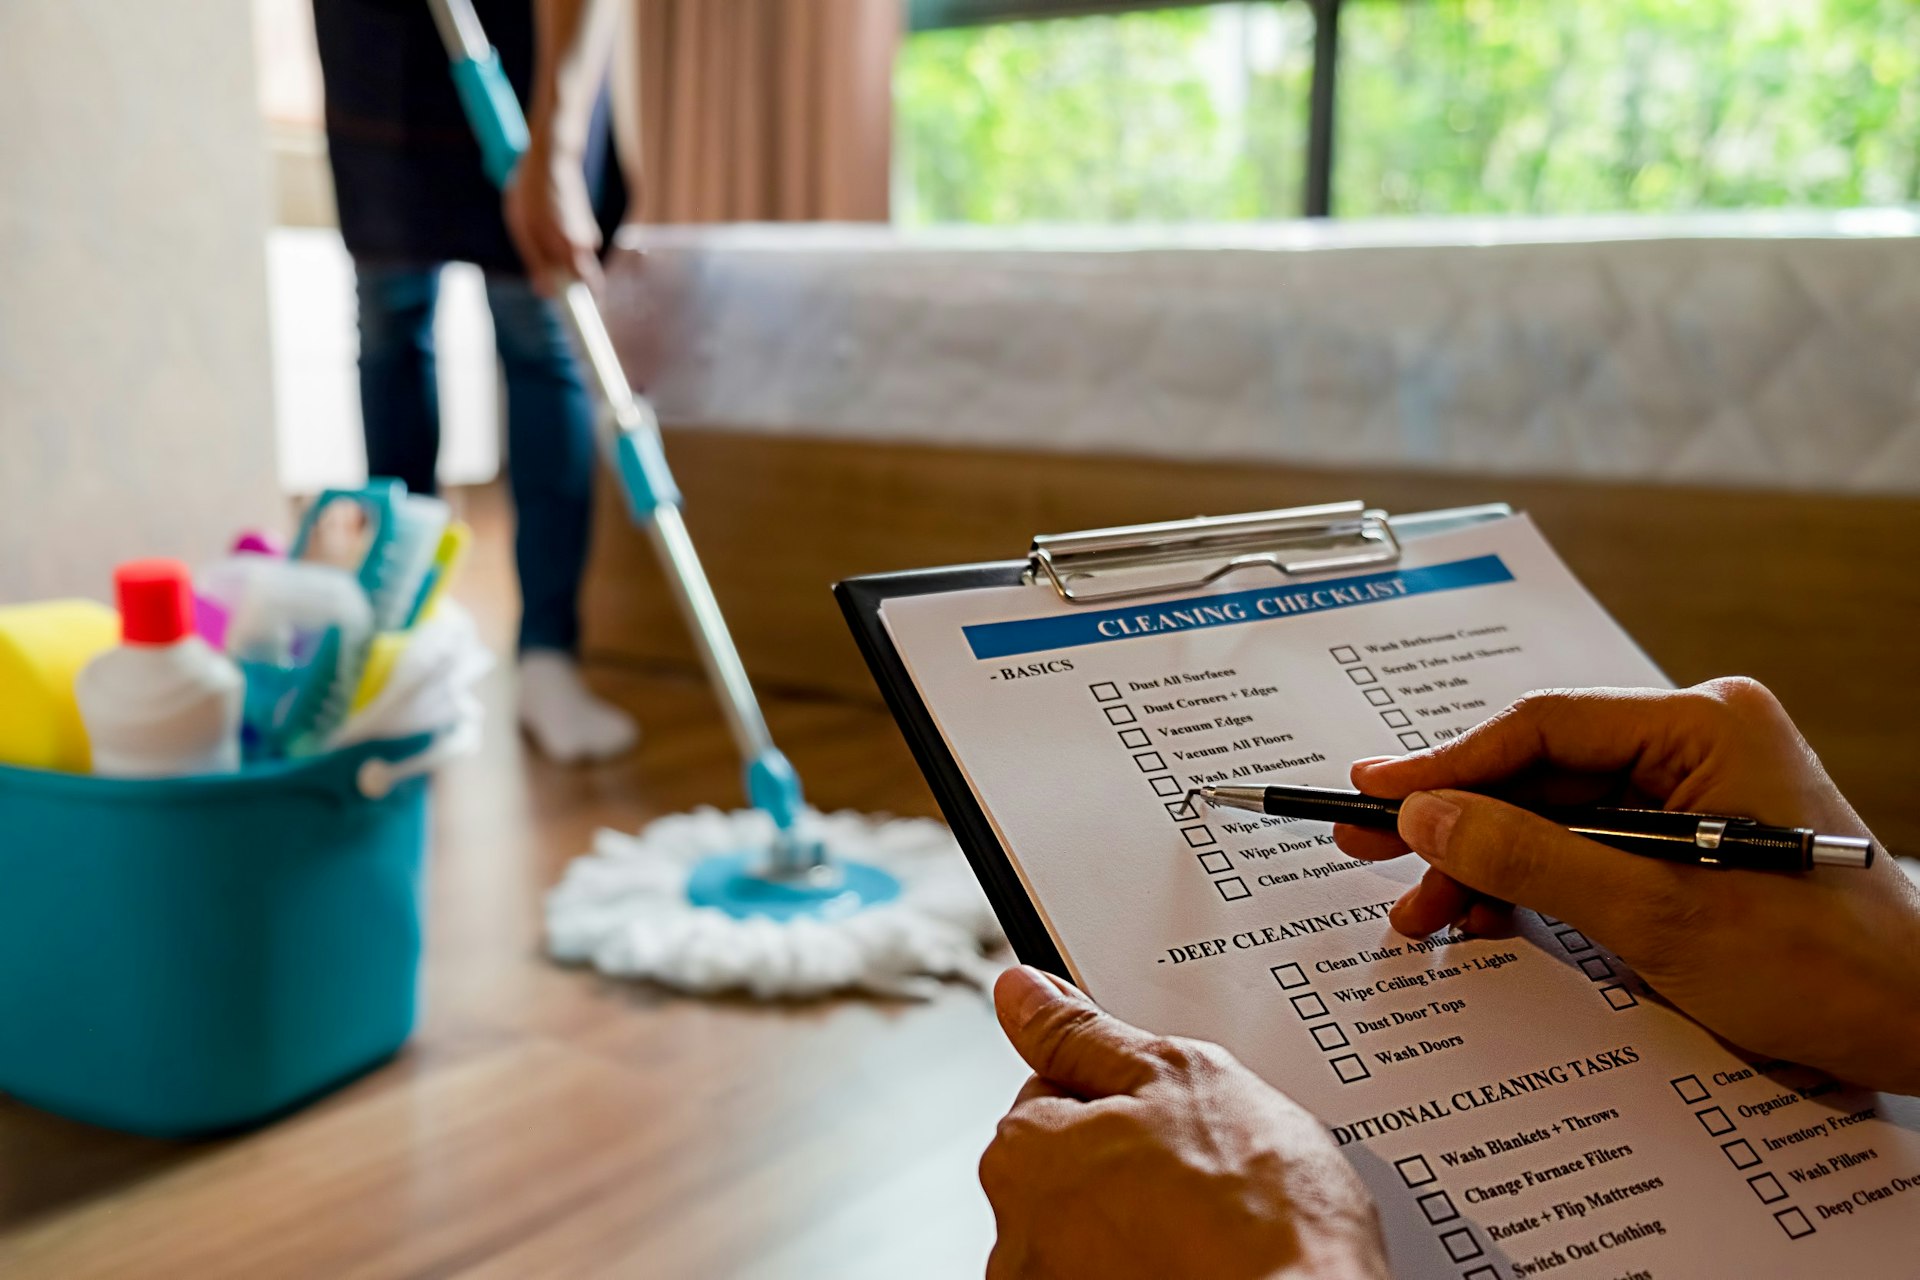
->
[0,0,282,601]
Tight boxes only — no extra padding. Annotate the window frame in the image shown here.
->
[909,2,1206,30]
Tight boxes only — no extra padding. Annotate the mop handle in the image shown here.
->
[427,0,526,187]
[424,0,814,858]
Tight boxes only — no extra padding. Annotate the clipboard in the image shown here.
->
[833,500,1513,977]
[840,511,1920,1275]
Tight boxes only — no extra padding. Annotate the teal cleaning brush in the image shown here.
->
[277,481,447,755]
[374,494,451,631]
[290,482,450,633]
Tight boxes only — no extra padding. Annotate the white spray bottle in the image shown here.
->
[76,559,244,778]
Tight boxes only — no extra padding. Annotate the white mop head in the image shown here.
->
[545,808,1006,999]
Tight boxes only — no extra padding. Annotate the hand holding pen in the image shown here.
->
[1195,784,1873,872]
[1275,680,1920,1096]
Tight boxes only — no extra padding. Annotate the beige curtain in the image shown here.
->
[617,0,900,223]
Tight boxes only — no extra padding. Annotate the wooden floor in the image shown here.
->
[0,486,1026,1279]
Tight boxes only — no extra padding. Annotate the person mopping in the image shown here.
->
[411,0,1000,995]
[312,0,635,762]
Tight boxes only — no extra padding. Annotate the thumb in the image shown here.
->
[1398,791,1684,946]
[994,965,1161,1099]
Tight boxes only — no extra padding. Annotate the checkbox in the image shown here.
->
[1311,1023,1350,1050]
[1148,775,1181,796]
[1666,1074,1712,1105]
[1601,984,1638,1010]
[1165,799,1196,820]
[1290,992,1329,1020]
[1696,1106,1735,1136]
[1775,1207,1816,1240]
[1330,645,1361,664]
[1363,687,1394,706]
[1346,666,1378,686]
[1105,704,1138,726]
[1197,851,1233,874]
[1379,709,1412,728]
[1396,730,1429,750]
[1670,1074,1710,1104]
[1119,727,1151,748]
[1462,1269,1498,1280]
[1133,751,1167,772]
[1215,876,1250,902]
[1090,682,1121,702]
[1182,825,1217,848]
[1417,1190,1459,1225]
[1394,1154,1436,1187]
[1271,962,1309,989]
[1330,1053,1371,1084]
[1556,929,1593,953]
[1439,1227,1483,1262]
[1722,1139,1761,1169]
[1748,1172,1788,1204]
[1580,955,1614,982]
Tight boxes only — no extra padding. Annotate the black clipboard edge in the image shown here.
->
[834,564,1071,978]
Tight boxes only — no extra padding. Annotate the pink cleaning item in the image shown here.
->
[231,530,285,557]
[193,595,232,649]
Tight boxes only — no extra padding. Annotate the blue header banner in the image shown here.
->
[963,555,1513,660]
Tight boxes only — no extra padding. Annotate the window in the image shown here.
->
[896,0,1920,223]
[896,4,1312,223]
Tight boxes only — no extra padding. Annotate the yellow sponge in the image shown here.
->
[0,600,121,772]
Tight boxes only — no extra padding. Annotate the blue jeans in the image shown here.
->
[354,264,597,654]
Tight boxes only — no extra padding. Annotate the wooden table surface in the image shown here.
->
[0,492,1026,1279]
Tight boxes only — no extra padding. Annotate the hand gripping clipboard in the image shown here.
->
[834,501,1512,977]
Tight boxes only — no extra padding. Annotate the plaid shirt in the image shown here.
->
[313,0,624,272]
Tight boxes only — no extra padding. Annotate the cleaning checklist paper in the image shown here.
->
[880,514,1920,1278]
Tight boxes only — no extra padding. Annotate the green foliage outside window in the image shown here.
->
[894,0,1920,223]
[895,5,1311,223]
[1339,0,1920,215]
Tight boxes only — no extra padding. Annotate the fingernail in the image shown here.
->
[1350,755,1399,775]
[1038,970,1084,1000]
[996,965,1058,1034]
[1399,791,1461,860]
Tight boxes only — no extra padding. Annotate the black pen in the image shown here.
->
[1192,783,1875,872]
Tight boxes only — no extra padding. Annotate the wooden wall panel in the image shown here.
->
[582,428,1920,850]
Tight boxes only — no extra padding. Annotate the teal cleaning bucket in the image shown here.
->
[0,735,435,1138]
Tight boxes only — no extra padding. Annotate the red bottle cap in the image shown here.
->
[114,558,195,645]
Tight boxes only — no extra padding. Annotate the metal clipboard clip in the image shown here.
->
[1026,501,1402,605]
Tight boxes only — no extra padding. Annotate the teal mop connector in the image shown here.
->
[449,50,529,189]
[746,747,805,833]
[683,747,902,921]
[615,431,683,521]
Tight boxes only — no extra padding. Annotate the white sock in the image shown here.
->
[516,650,639,764]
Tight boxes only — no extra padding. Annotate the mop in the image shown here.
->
[427,0,1001,997]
